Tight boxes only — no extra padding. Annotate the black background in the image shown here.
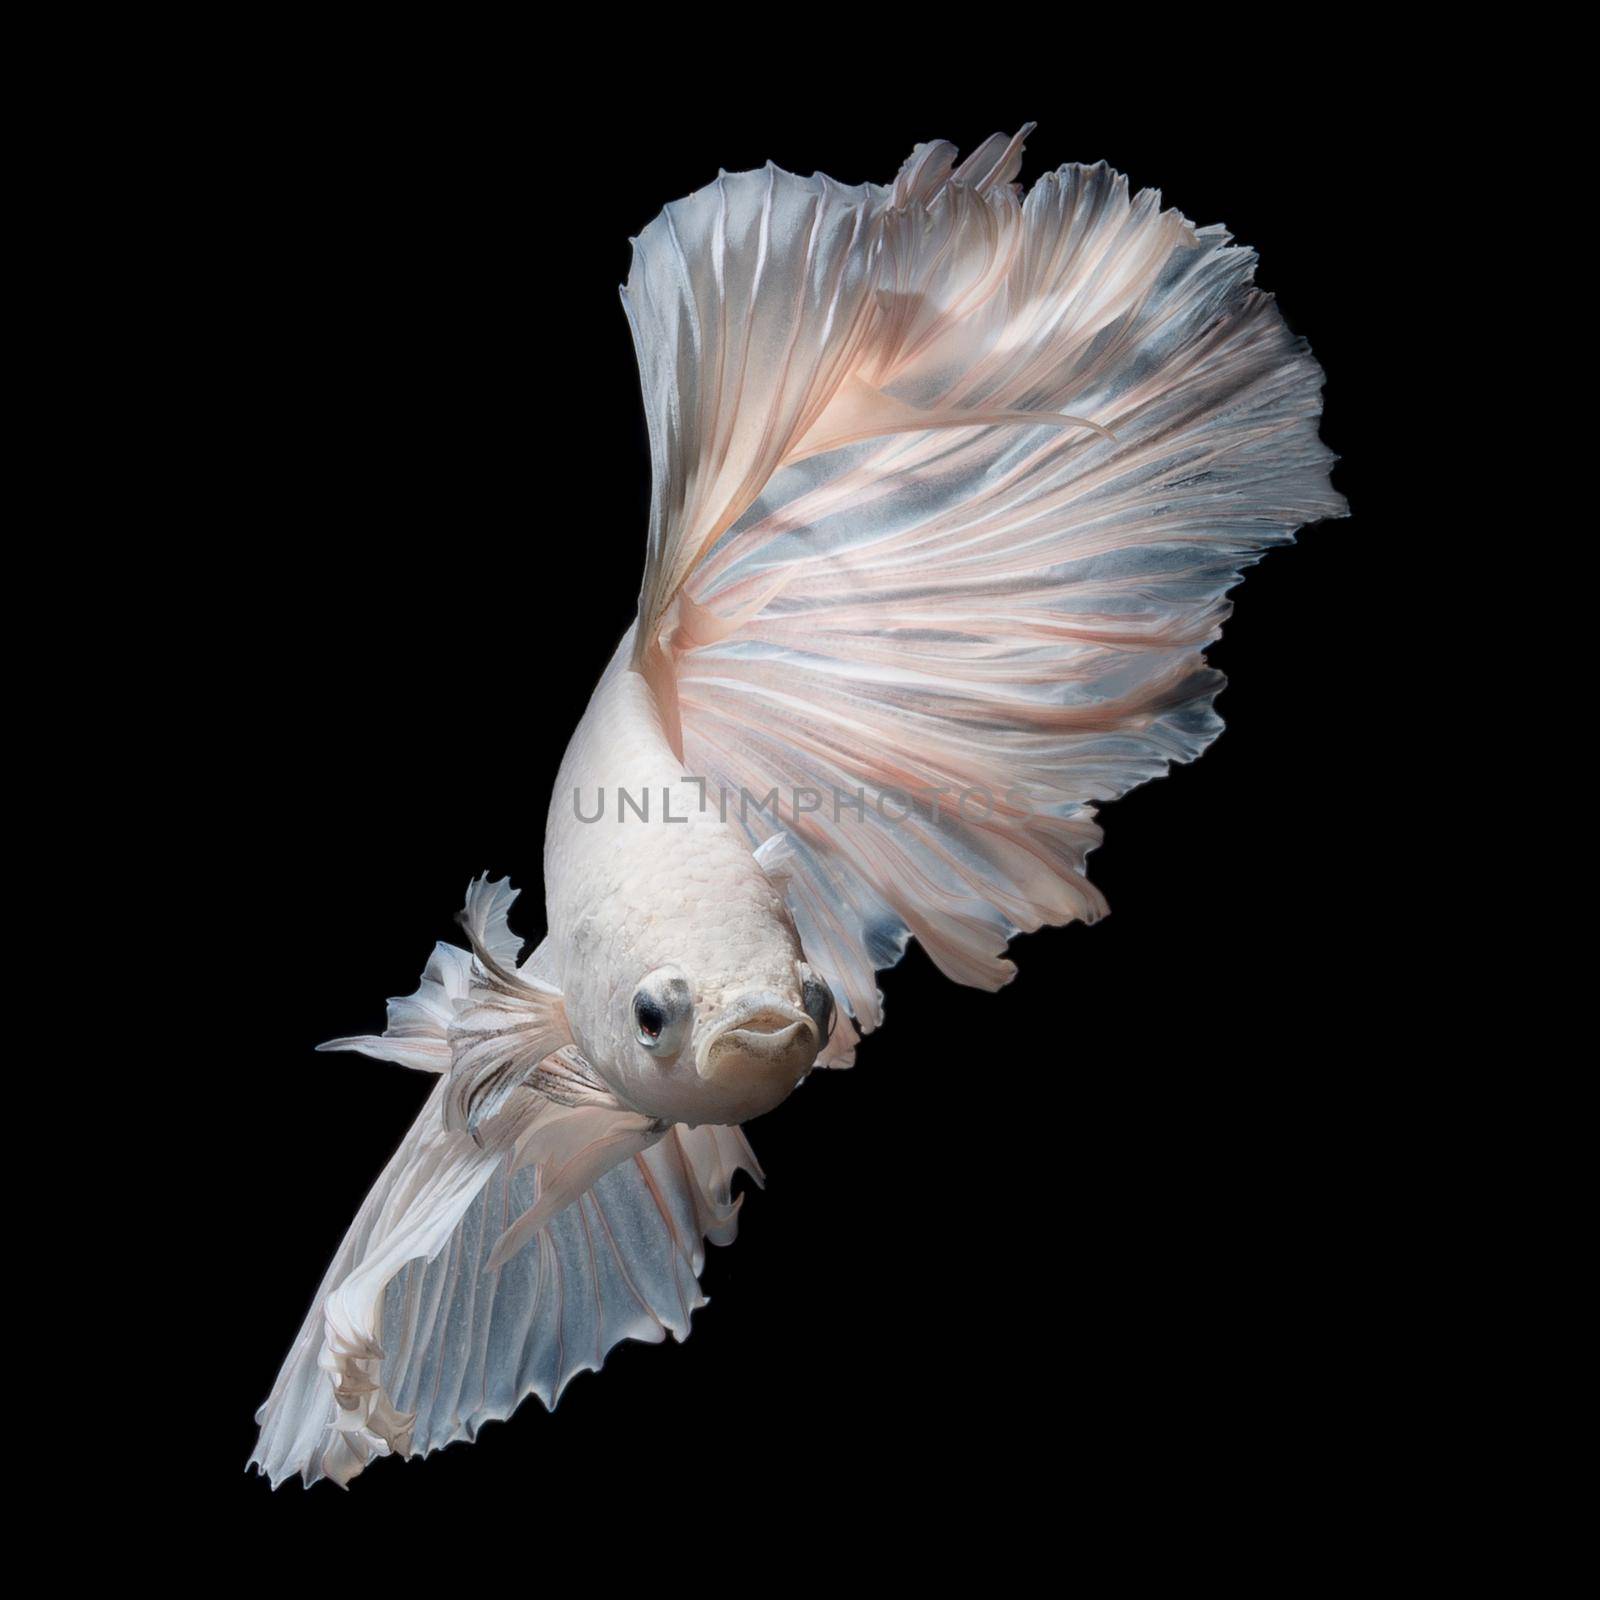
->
[194,58,1420,1550]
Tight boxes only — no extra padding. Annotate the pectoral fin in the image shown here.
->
[318,875,576,1142]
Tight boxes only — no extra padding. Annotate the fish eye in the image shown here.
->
[632,966,693,1057]
[799,964,835,1042]
[634,994,665,1039]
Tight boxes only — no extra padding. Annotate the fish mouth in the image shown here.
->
[695,993,819,1091]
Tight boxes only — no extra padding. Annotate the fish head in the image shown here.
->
[555,778,839,1126]
[602,948,835,1127]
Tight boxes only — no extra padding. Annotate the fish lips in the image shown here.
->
[695,993,820,1103]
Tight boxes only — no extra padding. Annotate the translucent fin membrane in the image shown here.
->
[624,141,1344,1037]
[250,1085,758,1488]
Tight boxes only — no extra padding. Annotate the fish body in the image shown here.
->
[252,129,1344,1487]
[546,627,816,1127]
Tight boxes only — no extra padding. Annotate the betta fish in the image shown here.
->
[252,127,1344,1486]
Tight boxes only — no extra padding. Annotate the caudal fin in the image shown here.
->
[622,135,1345,1045]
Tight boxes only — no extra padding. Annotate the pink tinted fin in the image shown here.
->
[623,139,1344,1041]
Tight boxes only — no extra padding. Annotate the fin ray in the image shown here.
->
[625,141,1344,1037]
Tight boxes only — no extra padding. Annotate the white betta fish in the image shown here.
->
[252,127,1344,1486]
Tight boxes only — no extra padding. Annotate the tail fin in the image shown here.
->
[621,136,1345,1043]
